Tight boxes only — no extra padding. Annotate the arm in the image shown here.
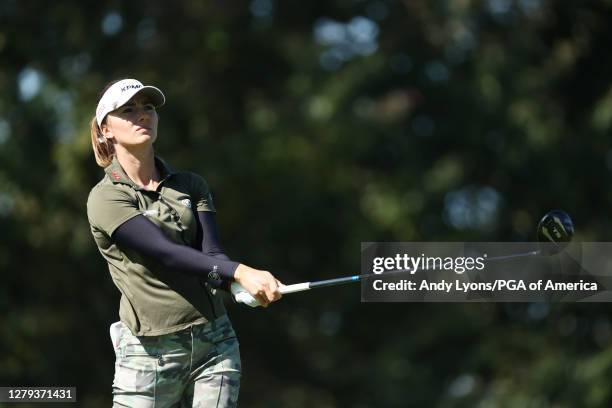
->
[113,214,239,282]
[190,174,283,305]
[196,211,284,305]
[89,182,280,304]
[197,211,233,261]
[195,211,236,289]
[114,214,283,306]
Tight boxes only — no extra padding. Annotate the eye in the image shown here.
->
[144,104,155,111]
[122,107,133,113]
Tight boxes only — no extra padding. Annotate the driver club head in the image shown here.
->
[537,210,574,254]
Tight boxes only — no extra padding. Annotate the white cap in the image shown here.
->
[95,79,165,127]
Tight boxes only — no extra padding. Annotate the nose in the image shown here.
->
[137,107,150,123]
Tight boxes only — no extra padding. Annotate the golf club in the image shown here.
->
[232,210,575,307]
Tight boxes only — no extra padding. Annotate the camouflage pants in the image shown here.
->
[112,315,241,407]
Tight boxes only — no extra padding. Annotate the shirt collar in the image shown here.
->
[105,155,174,188]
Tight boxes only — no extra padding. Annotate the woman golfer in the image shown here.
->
[87,78,282,407]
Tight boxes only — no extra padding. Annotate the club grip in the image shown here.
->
[231,283,262,308]
[231,282,303,307]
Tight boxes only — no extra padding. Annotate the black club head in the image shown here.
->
[537,210,574,254]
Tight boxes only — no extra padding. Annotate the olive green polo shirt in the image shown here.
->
[87,156,226,336]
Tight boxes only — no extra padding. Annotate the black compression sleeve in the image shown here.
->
[197,211,232,261]
[113,215,239,282]
[196,211,237,290]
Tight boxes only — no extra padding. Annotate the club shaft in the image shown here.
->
[279,276,360,294]
[486,250,540,262]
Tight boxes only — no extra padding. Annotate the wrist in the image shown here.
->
[233,264,244,282]
[228,262,239,281]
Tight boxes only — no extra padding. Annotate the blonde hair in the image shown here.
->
[89,78,127,168]
[90,116,115,168]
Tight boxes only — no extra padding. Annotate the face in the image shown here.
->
[101,93,158,147]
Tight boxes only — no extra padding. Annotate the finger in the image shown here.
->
[275,279,284,298]
[267,280,281,301]
[271,283,282,301]
[255,293,270,307]
[263,285,276,303]
[268,278,279,293]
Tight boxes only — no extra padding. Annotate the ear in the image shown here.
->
[100,123,113,140]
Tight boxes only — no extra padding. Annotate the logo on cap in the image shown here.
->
[121,84,142,92]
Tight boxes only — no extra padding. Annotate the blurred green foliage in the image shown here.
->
[2,0,612,406]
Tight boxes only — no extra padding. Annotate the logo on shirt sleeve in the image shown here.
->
[143,209,159,217]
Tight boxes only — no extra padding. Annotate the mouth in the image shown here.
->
[136,126,151,132]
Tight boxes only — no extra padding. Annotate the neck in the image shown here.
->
[114,145,159,190]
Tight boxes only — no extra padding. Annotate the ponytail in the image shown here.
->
[90,78,128,167]
[90,116,115,168]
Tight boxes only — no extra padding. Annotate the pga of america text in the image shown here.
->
[372,279,598,293]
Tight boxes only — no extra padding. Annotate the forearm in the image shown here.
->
[157,242,238,280]
[197,211,236,271]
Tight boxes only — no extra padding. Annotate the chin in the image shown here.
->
[128,134,157,147]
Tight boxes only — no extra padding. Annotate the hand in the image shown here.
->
[233,264,282,307]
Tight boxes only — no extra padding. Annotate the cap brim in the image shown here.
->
[132,86,165,107]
